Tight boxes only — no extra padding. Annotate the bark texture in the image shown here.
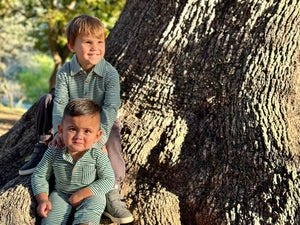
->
[1,0,300,224]
[106,0,300,224]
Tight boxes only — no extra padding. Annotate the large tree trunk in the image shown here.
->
[1,0,300,224]
[106,0,300,224]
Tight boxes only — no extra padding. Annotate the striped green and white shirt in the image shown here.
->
[31,145,115,196]
[53,55,121,144]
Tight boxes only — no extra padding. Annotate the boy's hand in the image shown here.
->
[101,146,108,155]
[68,192,84,208]
[37,200,52,218]
[68,188,93,208]
[48,133,64,148]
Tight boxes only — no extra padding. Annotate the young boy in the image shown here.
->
[20,15,133,224]
[31,99,115,225]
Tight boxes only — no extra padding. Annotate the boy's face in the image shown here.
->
[68,33,105,73]
[58,114,102,154]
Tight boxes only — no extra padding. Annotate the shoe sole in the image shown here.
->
[103,211,133,224]
[19,167,36,176]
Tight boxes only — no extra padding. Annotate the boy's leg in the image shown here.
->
[106,118,125,188]
[73,195,105,225]
[19,91,54,175]
[35,90,55,142]
[104,118,133,224]
[41,190,72,225]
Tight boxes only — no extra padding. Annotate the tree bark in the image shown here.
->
[106,0,300,224]
[1,0,300,224]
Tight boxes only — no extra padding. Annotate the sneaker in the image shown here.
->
[103,189,133,224]
[19,142,48,175]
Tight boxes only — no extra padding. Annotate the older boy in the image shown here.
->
[32,99,115,225]
[21,15,133,224]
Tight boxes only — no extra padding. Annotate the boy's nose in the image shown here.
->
[75,131,83,139]
[90,44,96,50]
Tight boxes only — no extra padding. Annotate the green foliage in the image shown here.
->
[18,54,54,104]
[0,0,125,91]
[0,0,125,53]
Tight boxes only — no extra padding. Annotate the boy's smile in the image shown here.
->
[68,33,105,74]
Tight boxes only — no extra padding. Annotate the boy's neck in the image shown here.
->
[84,67,93,74]
[67,149,88,163]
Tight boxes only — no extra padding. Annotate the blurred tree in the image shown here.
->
[0,0,125,90]
[0,15,35,77]
[0,15,35,107]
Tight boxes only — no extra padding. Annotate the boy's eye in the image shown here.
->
[85,130,91,133]
[69,128,76,132]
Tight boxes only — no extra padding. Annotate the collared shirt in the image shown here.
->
[53,55,121,144]
[31,145,115,196]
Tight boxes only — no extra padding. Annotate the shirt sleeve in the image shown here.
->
[100,64,121,144]
[87,150,115,196]
[31,146,55,196]
[53,67,70,134]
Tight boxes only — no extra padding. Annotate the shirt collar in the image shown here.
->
[61,146,73,163]
[69,54,105,77]
[61,145,97,162]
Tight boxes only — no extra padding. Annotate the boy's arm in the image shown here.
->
[35,192,49,202]
[53,70,69,134]
[35,193,52,218]
[31,146,55,217]
[31,146,55,196]
[68,187,93,208]
[100,66,121,144]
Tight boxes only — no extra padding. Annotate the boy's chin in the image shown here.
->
[68,145,88,152]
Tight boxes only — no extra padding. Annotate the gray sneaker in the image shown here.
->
[103,189,133,224]
[19,142,48,175]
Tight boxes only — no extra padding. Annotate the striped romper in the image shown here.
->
[31,145,115,225]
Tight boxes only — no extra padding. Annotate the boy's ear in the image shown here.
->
[95,130,103,143]
[57,124,63,134]
[67,42,75,53]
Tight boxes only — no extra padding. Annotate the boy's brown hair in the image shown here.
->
[62,99,101,128]
[66,14,106,46]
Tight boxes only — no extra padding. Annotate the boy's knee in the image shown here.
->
[86,195,106,206]
[80,195,106,213]
[38,93,54,107]
[74,195,105,225]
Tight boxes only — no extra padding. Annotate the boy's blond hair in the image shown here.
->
[66,14,106,46]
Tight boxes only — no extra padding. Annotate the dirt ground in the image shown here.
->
[0,105,26,136]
